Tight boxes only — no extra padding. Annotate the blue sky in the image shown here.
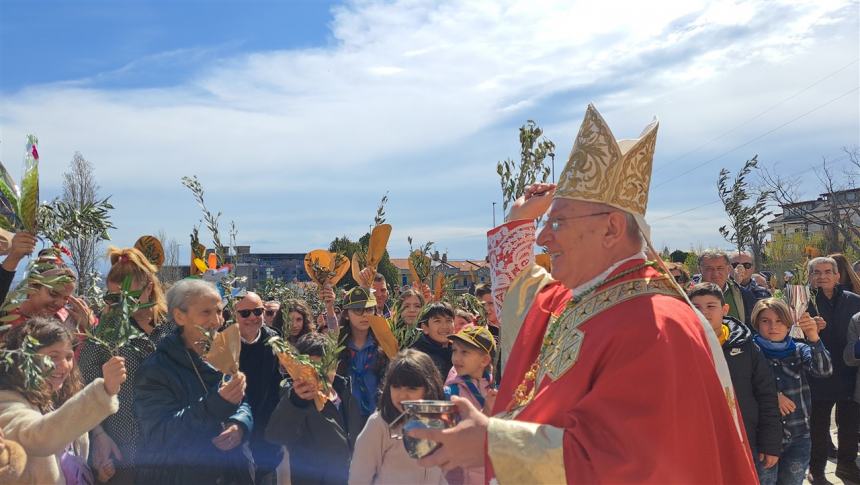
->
[1,0,858,262]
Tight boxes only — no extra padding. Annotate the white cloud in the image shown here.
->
[0,0,856,256]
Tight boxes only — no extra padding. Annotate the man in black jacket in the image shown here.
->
[806,257,860,484]
[689,283,782,482]
[236,291,284,485]
[265,332,363,485]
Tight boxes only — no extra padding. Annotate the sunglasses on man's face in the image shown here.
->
[731,262,753,270]
[103,293,121,305]
[264,310,276,317]
[237,308,265,318]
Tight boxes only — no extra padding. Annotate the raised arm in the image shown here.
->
[0,378,117,457]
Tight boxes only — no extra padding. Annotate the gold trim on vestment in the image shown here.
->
[487,417,566,485]
[507,274,682,418]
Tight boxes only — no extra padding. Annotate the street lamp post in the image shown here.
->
[492,202,496,227]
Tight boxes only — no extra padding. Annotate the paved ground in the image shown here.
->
[802,422,859,485]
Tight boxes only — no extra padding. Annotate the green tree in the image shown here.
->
[669,249,689,263]
[717,155,771,268]
[684,252,699,275]
[497,120,556,212]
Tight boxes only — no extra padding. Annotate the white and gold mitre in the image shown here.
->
[554,103,659,218]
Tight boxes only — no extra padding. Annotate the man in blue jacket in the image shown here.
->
[135,279,254,485]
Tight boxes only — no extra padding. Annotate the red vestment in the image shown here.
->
[485,220,757,484]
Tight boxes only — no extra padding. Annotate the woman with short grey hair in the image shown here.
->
[133,278,254,485]
[165,278,222,318]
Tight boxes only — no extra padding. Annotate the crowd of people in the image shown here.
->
[0,102,859,485]
[0,232,857,485]
[0,231,508,485]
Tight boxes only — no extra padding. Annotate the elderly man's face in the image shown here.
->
[700,256,730,288]
[235,292,264,341]
[752,273,768,289]
[536,199,611,289]
[810,262,839,293]
[730,253,754,284]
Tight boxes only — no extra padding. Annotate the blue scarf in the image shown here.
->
[754,334,796,359]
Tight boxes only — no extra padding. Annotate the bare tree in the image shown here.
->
[62,152,102,295]
[761,146,860,254]
[156,229,182,285]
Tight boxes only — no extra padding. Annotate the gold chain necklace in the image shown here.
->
[509,262,655,410]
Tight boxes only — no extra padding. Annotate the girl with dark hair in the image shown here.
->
[337,287,389,421]
[349,349,446,485]
[272,299,314,344]
[0,317,127,484]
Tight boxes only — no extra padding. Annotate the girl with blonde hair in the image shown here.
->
[78,246,169,483]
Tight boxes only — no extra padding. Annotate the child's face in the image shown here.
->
[422,315,454,344]
[288,311,305,337]
[390,385,426,413]
[348,308,372,333]
[757,309,790,342]
[451,341,490,380]
[38,340,74,392]
[690,295,729,333]
[400,296,422,325]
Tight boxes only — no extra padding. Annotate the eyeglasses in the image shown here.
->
[103,293,121,305]
[264,310,276,317]
[237,308,265,318]
[542,212,612,231]
[731,262,753,270]
[349,307,374,316]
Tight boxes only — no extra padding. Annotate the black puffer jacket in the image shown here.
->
[134,328,255,485]
[411,334,453,378]
[807,287,860,400]
[722,317,782,457]
[265,375,363,485]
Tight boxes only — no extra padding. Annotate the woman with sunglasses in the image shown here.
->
[78,247,168,483]
[337,287,389,425]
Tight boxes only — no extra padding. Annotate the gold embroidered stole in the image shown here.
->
[509,274,681,418]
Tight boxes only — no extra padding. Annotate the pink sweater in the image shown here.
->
[349,411,446,485]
